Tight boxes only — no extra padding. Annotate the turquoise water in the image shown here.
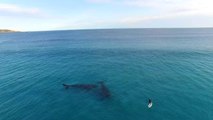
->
[0,28,213,120]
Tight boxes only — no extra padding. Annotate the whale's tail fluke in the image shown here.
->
[98,81,111,98]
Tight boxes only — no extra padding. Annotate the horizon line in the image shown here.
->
[2,27,213,33]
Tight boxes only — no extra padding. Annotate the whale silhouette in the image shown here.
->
[62,81,111,100]
[62,83,97,90]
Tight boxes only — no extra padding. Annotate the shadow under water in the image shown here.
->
[62,81,111,100]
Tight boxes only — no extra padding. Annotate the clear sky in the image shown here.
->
[0,0,213,31]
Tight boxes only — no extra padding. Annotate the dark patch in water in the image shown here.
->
[62,81,111,100]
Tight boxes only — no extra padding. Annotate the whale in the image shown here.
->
[62,83,98,90]
[98,81,111,99]
[62,82,111,100]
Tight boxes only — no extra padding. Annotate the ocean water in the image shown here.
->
[0,28,213,120]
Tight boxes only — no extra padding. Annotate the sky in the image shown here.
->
[0,0,213,31]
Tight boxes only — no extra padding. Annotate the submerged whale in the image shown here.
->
[98,81,111,98]
[62,83,97,90]
[62,81,111,100]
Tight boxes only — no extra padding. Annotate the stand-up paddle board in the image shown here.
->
[148,102,152,108]
[148,99,153,108]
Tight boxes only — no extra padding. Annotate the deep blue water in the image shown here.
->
[0,28,213,120]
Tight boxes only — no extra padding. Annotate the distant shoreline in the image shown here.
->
[1,27,213,33]
[0,29,19,33]
[23,27,213,33]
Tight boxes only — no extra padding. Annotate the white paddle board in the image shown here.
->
[148,102,152,108]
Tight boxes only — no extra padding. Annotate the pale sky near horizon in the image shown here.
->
[0,0,213,31]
